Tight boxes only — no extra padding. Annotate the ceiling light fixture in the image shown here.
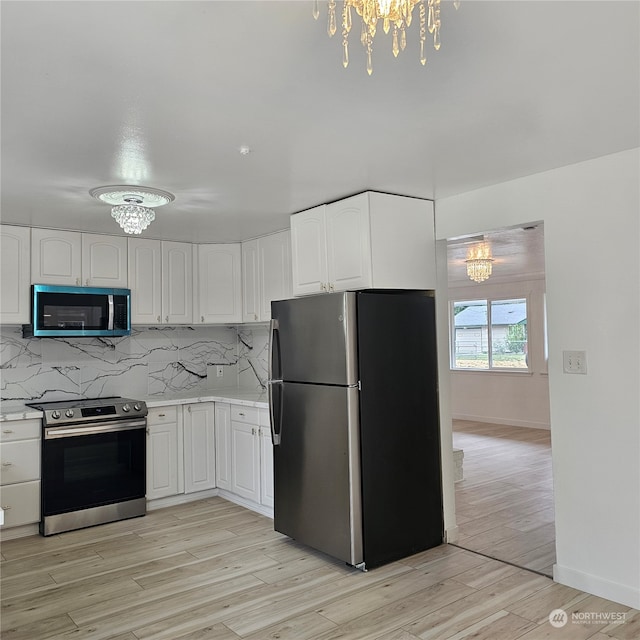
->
[314,0,459,75]
[466,242,494,283]
[89,186,175,235]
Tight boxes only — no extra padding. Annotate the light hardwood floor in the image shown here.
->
[1,497,638,640]
[453,420,556,576]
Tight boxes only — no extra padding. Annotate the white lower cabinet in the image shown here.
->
[230,405,261,503]
[214,403,232,491]
[183,403,216,494]
[259,408,274,508]
[0,419,41,531]
[145,400,272,516]
[146,406,181,501]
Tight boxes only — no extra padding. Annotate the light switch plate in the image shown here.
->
[563,350,587,374]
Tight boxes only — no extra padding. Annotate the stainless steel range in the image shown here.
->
[27,397,148,536]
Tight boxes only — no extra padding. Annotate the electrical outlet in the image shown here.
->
[216,365,224,378]
[563,350,587,374]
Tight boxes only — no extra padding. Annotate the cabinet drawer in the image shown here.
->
[147,406,178,425]
[231,405,259,425]
[0,440,40,484]
[0,481,40,528]
[0,420,41,442]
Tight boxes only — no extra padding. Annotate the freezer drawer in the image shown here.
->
[273,382,362,566]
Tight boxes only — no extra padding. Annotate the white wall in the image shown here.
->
[449,277,550,429]
[435,148,640,608]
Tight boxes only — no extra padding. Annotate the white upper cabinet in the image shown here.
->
[291,192,436,295]
[259,230,292,320]
[31,229,127,287]
[128,238,162,324]
[242,230,292,322]
[0,225,31,324]
[31,229,82,285]
[128,239,192,325]
[325,194,372,292]
[196,244,242,324]
[163,241,193,324]
[290,205,328,296]
[81,234,128,287]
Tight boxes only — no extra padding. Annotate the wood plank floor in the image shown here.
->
[453,420,556,576]
[1,497,638,640]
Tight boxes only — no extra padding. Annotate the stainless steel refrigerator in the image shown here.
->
[268,290,443,569]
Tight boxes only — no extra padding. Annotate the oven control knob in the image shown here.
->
[122,404,130,412]
[133,403,141,411]
[65,409,74,418]
[51,410,61,420]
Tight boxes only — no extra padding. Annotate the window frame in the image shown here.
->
[450,295,530,372]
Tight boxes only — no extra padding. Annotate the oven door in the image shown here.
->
[42,419,146,519]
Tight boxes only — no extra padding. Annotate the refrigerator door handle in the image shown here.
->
[268,317,280,382]
[268,380,283,445]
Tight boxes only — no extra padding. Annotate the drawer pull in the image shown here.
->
[1,505,11,510]
[158,414,166,418]
[2,430,14,434]
[2,462,13,467]
[238,412,245,416]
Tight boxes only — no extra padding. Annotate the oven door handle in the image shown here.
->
[44,418,147,439]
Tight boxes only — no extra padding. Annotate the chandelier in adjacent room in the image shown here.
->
[314,0,459,74]
[90,186,175,235]
[466,242,494,283]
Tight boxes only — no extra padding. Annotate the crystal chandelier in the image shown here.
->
[466,242,494,283]
[89,186,175,235]
[314,0,459,75]
[111,199,155,235]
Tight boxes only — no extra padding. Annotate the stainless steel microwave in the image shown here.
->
[30,285,131,337]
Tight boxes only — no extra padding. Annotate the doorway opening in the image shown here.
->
[446,223,554,577]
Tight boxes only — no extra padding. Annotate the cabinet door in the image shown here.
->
[128,238,162,324]
[214,403,232,491]
[183,403,216,494]
[259,409,274,508]
[230,421,260,503]
[0,225,30,324]
[81,234,128,287]
[31,228,82,285]
[241,239,260,323]
[290,205,328,296]
[162,241,193,324]
[146,422,179,500]
[197,244,242,324]
[326,193,372,291]
[259,230,292,321]
[0,481,40,528]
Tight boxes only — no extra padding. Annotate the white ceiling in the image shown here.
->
[1,1,638,246]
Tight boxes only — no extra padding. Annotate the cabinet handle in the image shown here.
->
[329,283,334,292]
[1,505,11,510]
[2,430,14,434]
[158,413,166,418]
[157,315,161,323]
[201,316,204,323]
[320,283,326,292]
[238,412,245,416]
[76,278,81,286]
[252,427,256,435]
[254,314,258,321]
[146,429,150,435]
[187,406,191,413]
[1,462,13,467]
[86,278,90,286]
[165,316,169,323]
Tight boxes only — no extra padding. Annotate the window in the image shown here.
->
[451,297,528,370]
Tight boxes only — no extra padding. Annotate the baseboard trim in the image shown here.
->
[444,525,459,543]
[553,563,640,609]
[217,489,274,519]
[147,488,219,511]
[0,523,38,541]
[452,413,550,430]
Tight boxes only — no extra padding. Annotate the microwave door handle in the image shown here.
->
[107,295,114,331]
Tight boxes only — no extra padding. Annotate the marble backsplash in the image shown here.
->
[0,324,269,402]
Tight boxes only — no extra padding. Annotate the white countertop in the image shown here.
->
[0,387,268,422]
